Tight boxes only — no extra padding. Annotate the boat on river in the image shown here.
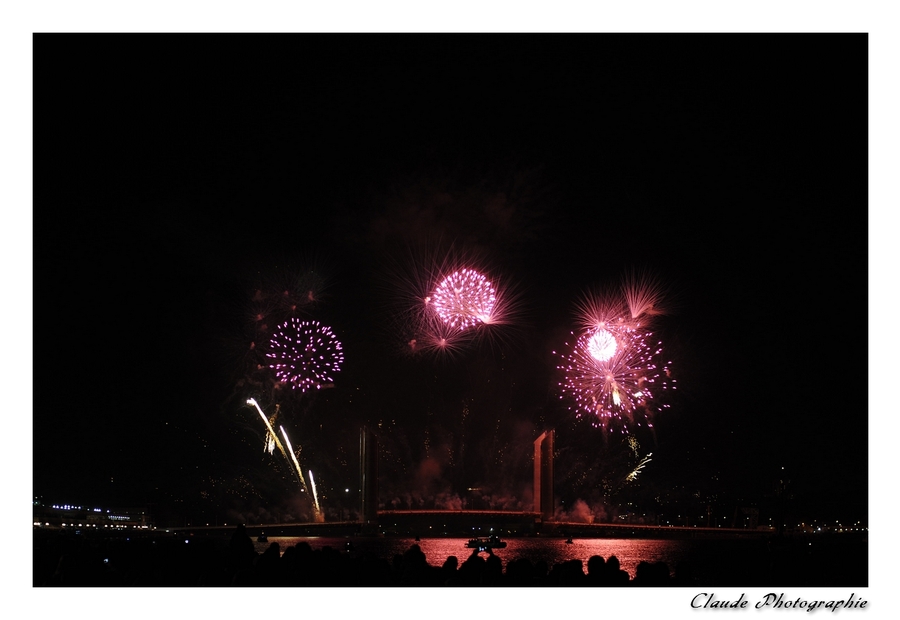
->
[466,534,507,550]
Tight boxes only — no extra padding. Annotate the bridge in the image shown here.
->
[171,510,774,540]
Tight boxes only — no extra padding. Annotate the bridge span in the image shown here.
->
[178,510,773,540]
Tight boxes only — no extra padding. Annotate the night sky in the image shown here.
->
[34,34,867,528]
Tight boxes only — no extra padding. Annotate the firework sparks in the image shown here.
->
[406,310,475,359]
[387,245,525,359]
[622,270,666,320]
[247,398,291,463]
[279,425,309,492]
[432,268,497,331]
[586,328,617,361]
[574,288,630,334]
[559,327,666,432]
[575,272,667,336]
[224,263,330,394]
[309,470,322,520]
[260,405,281,454]
[558,276,675,433]
[625,453,653,482]
[266,319,344,391]
[248,399,312,499]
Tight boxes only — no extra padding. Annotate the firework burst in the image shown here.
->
[575,272,668,334]
[574,288,630,334]
[221,260,334,396]
[558,275,675,434]
[432,268,497,330]
[386,245,524,359]
[559,328,666,432]
[266,319,344,392]
[405,311,475,360]
[621,270,667,321]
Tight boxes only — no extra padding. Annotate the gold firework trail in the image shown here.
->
[309,469,321,515]
[248,398,318,519]
[625,453,653,482]
[248,398,290,465]
[280,425,310,492]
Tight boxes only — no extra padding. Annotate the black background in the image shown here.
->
[35,34,867,527]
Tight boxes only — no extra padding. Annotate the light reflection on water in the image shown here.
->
[255,536,698,580]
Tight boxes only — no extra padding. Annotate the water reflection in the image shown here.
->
[245,531,866,586]
[256,536,692,579]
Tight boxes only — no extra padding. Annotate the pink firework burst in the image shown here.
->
[266,319,344,392]
[559,273,675,433]
[432,268,497,331]
[405,310,475,360]
[574,288,631,333]
[386,243,525,359]
[558,327,671,434]
[576,271,668,335]
[586,328,618,361]
[621,270,667,321]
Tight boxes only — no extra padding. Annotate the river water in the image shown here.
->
[251,533,867,586]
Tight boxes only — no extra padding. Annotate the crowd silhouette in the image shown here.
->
[34,523,865,586]
[34,524,684,586]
